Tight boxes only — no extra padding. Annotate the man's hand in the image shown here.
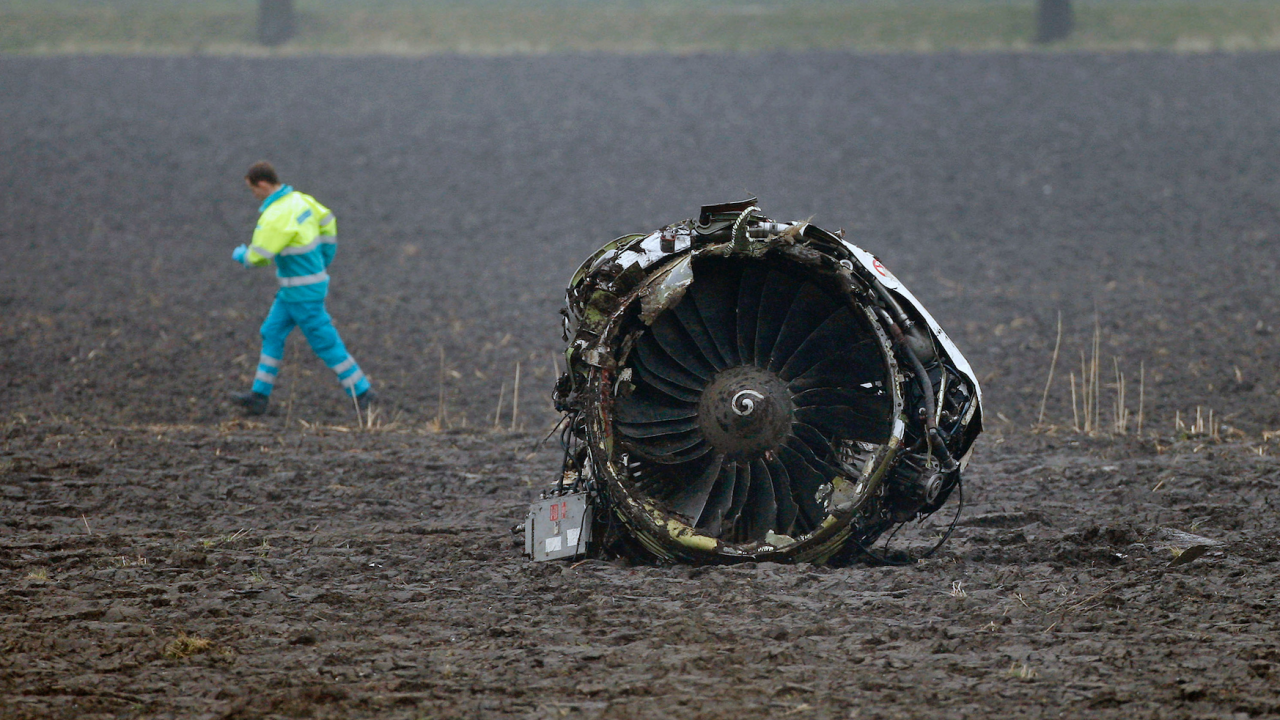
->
[232,244,249,265]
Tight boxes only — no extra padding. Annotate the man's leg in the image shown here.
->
[254,297,296,397]
[292,300,371,398]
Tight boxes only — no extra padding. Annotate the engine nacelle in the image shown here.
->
[551,200,982,564]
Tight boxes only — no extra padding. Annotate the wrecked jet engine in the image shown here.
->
[545,200,982,565]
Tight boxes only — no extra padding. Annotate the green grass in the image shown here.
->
[2,1,1278,54]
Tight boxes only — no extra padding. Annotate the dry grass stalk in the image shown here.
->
[199,528,248,549]
[1078,344,1102,435]
[1177,405,1222,440]
[510,361,521,431]
[1069,316,1105,435]
[1007,661,1037,680]
[1046,313,1149,438]
[163,632,213,660]
[1092,315,1101,433]
[494,381,506,429]
[1069,371,1079,432]
[350,388,363,428]
[1112,357,1129,435]
[1203,407,1219,440]
[1079,352,1089,432]
[361,405,383,431]
[1037,310,1062,426]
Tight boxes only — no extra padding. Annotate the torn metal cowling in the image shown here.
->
[551,200,983,565]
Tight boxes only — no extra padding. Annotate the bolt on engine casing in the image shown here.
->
[549,200,982,565]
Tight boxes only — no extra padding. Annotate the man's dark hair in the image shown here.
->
[245,161,279,186]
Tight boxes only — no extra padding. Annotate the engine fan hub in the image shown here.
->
[697,366,794,461]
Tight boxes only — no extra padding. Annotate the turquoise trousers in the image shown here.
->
[252,297,370,398]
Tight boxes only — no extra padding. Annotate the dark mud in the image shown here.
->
[3,54,1280,718]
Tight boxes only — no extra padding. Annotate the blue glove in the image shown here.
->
[232,244,249,265]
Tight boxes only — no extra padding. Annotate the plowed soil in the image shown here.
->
[3,54,1280,719]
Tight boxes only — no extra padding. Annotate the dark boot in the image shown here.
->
[231,391,269,416]
[355,388,377,412]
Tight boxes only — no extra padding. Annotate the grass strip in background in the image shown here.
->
[1,1,1279,54]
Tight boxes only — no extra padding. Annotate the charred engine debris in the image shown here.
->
[536,200,982,566]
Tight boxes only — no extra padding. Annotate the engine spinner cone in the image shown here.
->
[697,366,794,462]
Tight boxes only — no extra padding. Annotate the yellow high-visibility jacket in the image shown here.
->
[242,185,338,302]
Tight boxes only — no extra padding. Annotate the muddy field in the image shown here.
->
[2,53,1280,719]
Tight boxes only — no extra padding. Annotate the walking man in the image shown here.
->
[231,161,375,415]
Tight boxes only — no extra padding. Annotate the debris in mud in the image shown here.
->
[1157,527,1223,548]
[1157,527,1223,567]
[1167,544,1211,567]
[162,632,215,661]
[542,201,983,565]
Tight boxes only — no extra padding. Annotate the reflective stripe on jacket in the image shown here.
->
[245,185,338,302]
